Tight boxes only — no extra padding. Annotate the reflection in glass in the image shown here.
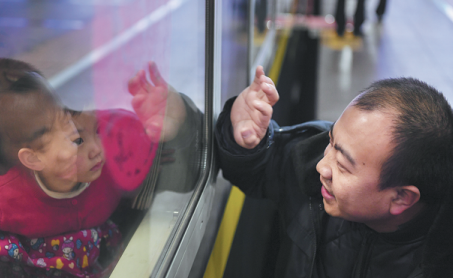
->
[221,0,249,103]
[0,0,205,276]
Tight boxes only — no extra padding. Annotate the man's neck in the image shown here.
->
[366,202,427,233]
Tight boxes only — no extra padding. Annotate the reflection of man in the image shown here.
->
[216,67,453,277]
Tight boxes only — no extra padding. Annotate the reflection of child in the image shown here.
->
[0,222,121,278]
[0,59,154,277]
[0,108,138,277]
[0,59,76,176]
[0,63,152,238]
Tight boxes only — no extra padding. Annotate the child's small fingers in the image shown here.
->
[128,72,143,96]
[148,61,167,87]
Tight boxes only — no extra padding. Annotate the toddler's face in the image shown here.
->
[36,112,80,187]
[72,111,105,183]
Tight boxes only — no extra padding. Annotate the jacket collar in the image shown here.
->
[290,130,329,198]
[379,204,439,243]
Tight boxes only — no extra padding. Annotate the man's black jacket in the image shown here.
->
[215,98,453,278]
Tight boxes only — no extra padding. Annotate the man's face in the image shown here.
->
[316,105,397,227]
[36,112,80,189]
[72,111,105,183]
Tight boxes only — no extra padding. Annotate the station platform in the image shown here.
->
[317,0,453,121]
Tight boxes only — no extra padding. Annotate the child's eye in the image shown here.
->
[73,138,84,145]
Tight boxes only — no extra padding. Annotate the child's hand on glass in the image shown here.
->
[128,62,186,142]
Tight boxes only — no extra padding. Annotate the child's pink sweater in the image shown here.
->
[0,109,154,238]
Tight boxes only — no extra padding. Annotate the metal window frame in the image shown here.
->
[150,0,219,276]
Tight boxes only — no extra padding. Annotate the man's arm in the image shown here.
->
[216,66,331,202]
[215,66,282,199]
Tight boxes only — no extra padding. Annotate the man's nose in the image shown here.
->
[316,150,332,181]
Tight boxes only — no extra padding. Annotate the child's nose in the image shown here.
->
[89,140,103,159]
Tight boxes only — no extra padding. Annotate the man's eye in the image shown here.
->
[73,138,84,145]
[337,162,347,173]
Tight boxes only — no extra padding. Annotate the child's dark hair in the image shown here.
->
[0,58,63,170]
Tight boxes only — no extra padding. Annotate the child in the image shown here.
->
[0,108,132,278]
[0,58,190,277]
[0,58,159,277]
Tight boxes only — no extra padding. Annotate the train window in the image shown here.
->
[249,0,277,81]
[220,0,249,102]
[251,0,274,61]
[0,0,207,277]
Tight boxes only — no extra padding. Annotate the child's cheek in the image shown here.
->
[75,156,86,172]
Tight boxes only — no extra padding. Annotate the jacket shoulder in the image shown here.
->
[274,120,332,134]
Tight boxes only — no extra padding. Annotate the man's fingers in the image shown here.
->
[148,61,167,87]
[255,65,265,79]
[252,99,273,118]
[250,65,265,92]
[248,66,279,106]
[242,134,261,149]
[260,81,279,105]
[233,120,267,149]
[260,75,275,87]
[234,128,260,149]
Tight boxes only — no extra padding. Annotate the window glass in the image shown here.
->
[221,0,249,103]
[251,0,275,65]
[0,0,205,276]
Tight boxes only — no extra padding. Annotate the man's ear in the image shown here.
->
[389,185,421,216]
[18,148,44,171]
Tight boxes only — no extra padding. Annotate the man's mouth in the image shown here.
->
[321,185,335,200]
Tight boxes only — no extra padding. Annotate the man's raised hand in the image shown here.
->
[230,66,279,149]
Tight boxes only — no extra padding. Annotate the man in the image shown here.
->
[215,66,453,277]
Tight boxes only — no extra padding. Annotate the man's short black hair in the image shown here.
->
[353,77,453,204]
